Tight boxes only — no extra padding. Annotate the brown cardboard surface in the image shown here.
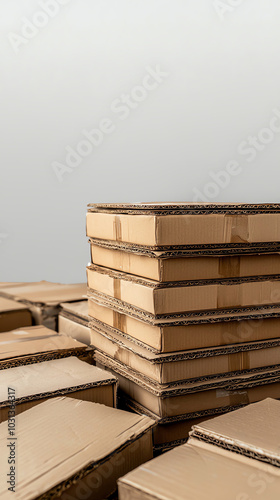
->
[91,243,280,281]
[0,325,88,369]
[87,203,280,247]
[0,357,118,421]
[0,396,155,500]
[190,398,280,466]
[59,300,91,345]
[0,297,32,333]
[95,351,280,418]
[88,299,280,352]
[118,442,280,500]
[87,264,280,316]
[90,324,280,384]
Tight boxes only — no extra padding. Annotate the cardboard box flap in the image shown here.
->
[0,396,155,500]
[0,297,29,313]
[88,202,280,214]
[0,357,116,404]
[0,281,87,306]
[118,442,280,500]
[190,398,280,466]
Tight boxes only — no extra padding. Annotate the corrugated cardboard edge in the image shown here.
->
[0,347,88,370]
[88,290,280,323]
[88,263,280,289]
[89,237,280,258]
[189,431,280,468]
[87,202,280,215]
[90,321,280,362]
[60,309,89,328]
[94,350,280,398]
[0,377,118,409]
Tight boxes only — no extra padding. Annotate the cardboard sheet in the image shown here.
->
[59,300,91,345]
[0,297,32,333]
[118,441,280,499]
[0,397,155,499]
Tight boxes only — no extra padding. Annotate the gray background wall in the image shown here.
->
[1,0,280,283]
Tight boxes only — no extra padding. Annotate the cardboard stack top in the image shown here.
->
[0,397,155,500]
[118,399,280,499]
[0,297,32,333]
[87,202,280,248]
[0,357,118,421]
[0,281,87,330]
[0,325,88,369]
[59,300,91,345]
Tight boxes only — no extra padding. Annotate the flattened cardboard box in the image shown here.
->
[89,299,280,353]
[95,350,280,418]
[189,398,280,467]
[90,241,280,282]
[0,357,117,421]
[0,397,155,500]
[118,441,280,500]
[0,281,87,330]
[0,297,32,333]
[0,325,88,369]
[90,323,280,384]
[87,202,280,247]
[59,300,91,345]
[87,264,280,316]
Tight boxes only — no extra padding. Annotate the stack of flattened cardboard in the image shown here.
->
[0,397,155,499]
[118,399,280,499]
[59,300,91,345]
[0,325,90,370]
[86,202,280,452]
[0,357,117,422]
[0,281,87,331]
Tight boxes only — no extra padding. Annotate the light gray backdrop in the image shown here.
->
[1,0,280,283]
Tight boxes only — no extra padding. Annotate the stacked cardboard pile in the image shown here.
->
[0,297,32,332]
[118,398,280,499]
[0,397,155,499]
[86,202,280,451]
[0,281,87,331]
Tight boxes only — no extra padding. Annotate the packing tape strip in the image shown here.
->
[219,256,241,278]
[224,214,250,244]
[113,310,127,332]
[113,277,121,301]
[216,388,250,407]
[228,350,250,374]
[114,215,122,242]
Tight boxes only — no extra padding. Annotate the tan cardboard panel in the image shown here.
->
[190,398,280,466]
[60,300,90,321]
[87,264,280,315]
[0,397,154,499]
[87,210,280,246]
[91,244,280,282]
[118,442,280,500]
